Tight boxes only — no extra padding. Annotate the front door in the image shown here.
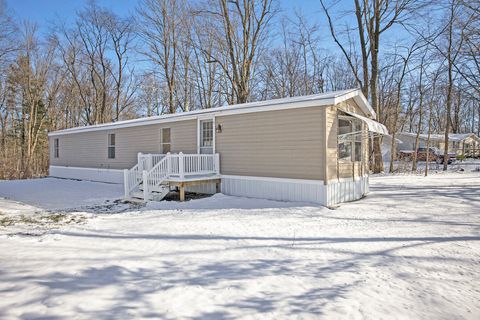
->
[199,119,214,154]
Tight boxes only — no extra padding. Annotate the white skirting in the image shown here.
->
[49,166,370,206]
[185,183,217,194]
[325,176,369,206]
[49,166,124,184]
[221,175,327,204]
[221,174,369,206]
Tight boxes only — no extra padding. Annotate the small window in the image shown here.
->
[54,138,59,158]
[161,128,171,153]
[338,117,362,162]
[108,134,115,159]
[338,119,352,161]
[353,121,362,161]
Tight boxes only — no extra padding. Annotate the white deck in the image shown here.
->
[124,152,220,201]
[166,174,221,183]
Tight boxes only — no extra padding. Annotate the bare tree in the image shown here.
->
[137,0,185,114]
[411,48,429,171]
[386,42,420,173]
[189,13,223,109]
[320,0,424,173]
[7,24,57,177]
[106,13,137,121]
[205,0,276,104]
[435,1,466,170]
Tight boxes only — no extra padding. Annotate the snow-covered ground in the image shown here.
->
[0,177,124,211]
[0,172,479,319]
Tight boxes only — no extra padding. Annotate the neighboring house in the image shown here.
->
[48,89,388,207]
[395,132,480,158]
[381,135,403,163]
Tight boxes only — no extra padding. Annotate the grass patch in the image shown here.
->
[1,216,14,227]
[0,212,86,227]
[45,213,67,223]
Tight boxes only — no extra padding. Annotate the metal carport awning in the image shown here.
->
[343,111,389,135]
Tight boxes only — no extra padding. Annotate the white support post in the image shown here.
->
[167,152,171,175]
[215,153,220,175]
[123,169,129,199]
[137,152,143,171]
[179,152,185,179]
[142,170,149,201]
[148,154,153,171]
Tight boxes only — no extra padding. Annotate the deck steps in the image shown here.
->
[124,153,220,202]
[129,184,171,202]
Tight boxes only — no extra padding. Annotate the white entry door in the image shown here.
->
[199,119,214,154]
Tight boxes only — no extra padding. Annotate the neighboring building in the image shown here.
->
[396,132,480,158]
[381,135,403,163]
[48,89,388,207]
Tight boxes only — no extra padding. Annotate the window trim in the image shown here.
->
[197,116,215,154]
[160,127,171,154]
[108,133,116,159]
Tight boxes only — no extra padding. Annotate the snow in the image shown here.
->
[0,177,123,210]
[0,172,479,319]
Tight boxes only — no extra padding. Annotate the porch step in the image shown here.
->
[126,194,145,204]
[131,185,171,202]
[139,183,168,193]
[131,191,144,199]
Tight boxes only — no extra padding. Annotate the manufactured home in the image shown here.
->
[48,89,388,207]
[396,132,480,158]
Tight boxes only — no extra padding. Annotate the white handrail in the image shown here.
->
[123,163,142,198]
[143,156,169,200]
[138,153,167,171]
[125,152,220,201]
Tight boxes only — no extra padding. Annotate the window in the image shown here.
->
[338,119,352,160]
[108,134,115,159]
[54,138,59,158]
[200,119,213,154]
[161,128,171,153]
[353,121,363,161]
[338,117,363,162]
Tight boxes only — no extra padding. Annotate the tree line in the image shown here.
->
[0,0,478,179]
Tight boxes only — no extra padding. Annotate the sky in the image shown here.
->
[6,0,325,27]
[3,0,348,56]
[4,0,411,58]
[5,0,137,28]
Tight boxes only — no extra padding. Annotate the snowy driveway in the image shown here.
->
[0,173,479,319]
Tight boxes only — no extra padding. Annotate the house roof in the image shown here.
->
[397,132,480,142]
[49,88,375,137]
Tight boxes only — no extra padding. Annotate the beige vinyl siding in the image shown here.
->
[325,98,369,182]
[216,107,325,180]
[50,120,196,169]
[49,98,371,181]
[325,105,338,181]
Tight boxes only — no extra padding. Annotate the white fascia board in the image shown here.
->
[48,97,336,137]
[354,94,376,118]
[333,88,376,119]
[48,89,361,137]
